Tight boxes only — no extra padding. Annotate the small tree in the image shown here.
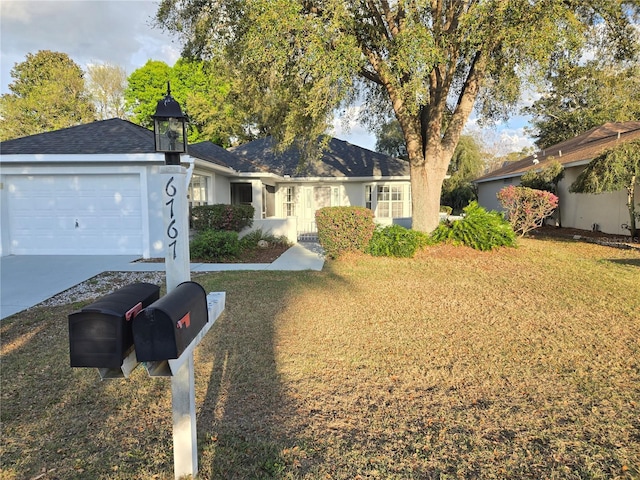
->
[521,160,564,226]
[569,140,640,239]
[497,185,559,237]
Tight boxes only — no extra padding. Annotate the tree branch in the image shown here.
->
[444,50,488,156]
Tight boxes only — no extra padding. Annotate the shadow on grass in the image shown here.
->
[193,268,349,478]
[0,266,352,479]
[605,258,640,267]
[0,303,176,479]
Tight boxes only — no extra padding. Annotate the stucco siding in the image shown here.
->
[476,165,635,236]
[560,167,633,236]
[477,177,518,213]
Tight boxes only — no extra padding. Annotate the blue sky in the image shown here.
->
[1,0,535,153]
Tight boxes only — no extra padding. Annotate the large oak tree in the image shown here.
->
[156,0,638,232]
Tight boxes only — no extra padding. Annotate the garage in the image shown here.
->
[6,173,143,255]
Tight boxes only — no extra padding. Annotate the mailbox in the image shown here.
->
[68,282,160,368]
[132,281,208,361]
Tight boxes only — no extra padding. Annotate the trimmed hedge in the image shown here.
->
[367,224,430,258]
[430,201,517,251]
[191,204,254,232]
[316,206,375,258]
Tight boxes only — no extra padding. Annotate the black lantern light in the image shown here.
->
[152,82,188,165]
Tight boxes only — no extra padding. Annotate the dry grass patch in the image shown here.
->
[1,238,639,479]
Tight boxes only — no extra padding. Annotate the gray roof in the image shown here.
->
[188,141,260,171]
[229,136,410,178]
[475,121,640,183]
[0,118,156,154]
[0,119,255,172]
[0,120,409,180]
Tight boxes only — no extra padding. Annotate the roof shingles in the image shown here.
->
[230,136,409,178]
[475,121,640,182]
[0,118,156,155]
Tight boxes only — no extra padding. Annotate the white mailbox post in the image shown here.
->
[153,84,199,479]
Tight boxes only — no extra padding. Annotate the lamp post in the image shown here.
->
[153,84,197,479]
[153,83,188,165]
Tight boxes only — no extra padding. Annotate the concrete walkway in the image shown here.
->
[0,242,324,320]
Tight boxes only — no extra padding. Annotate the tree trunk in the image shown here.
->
[410,162,447,232]
[628,176,637,239]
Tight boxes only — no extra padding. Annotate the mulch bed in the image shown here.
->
[138,244,290,264]
[531,225,639,250]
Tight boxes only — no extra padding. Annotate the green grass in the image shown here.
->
[1,238,639,479]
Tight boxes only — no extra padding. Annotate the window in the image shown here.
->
[332,186,340,206]
[188,174,208,207]
[365,185,374,211]
[231,183,253,205]
[376,185,404,218]
[284,186,296,216]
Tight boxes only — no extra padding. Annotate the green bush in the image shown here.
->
[315,206,375,258]
[430,201,517,251]
[439,205,453,215]
[366,224,430,258]
[191,204,254,232]
[190,229,241,261]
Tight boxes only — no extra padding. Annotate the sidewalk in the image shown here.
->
[0,242,324,320]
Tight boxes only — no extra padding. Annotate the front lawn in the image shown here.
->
[1,238,639,479]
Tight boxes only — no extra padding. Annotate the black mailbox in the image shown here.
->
[69,282,160,368]
[132,281,208,361]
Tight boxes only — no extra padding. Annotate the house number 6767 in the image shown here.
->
[165,176,179,259]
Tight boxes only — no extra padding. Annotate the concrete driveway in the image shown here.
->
[0,243,324,320]
[0,255,140,320]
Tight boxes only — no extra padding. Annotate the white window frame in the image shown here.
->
[188,174,209,206]
[283,186,296,217]
[365,184,408,218]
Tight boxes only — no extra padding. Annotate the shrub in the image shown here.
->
[430,201,517,251]
[366,224,430,258]
[190,229,241,261]
[497,185,559,236]
[316,206,375,258]
[439,205,453,215]
[191,204,254,232]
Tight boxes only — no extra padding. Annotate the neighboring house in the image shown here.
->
[0,119,410,257]
[474,121,640,236]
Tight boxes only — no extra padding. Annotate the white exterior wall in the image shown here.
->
[0,156,165,257]
[240,217,298,244]
[145,164,170,258]
[213,174,231,204]
[343,183,363,207]
[0,154,235,258]
[560,166,634,235]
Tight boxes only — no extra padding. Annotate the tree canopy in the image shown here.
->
[124,58,257,146]
[156,0,639,231]
[375,120,408,160]
[525,61,640,149]
[570,140,640,238]
[86,63,128,120]
[0,50,95,141]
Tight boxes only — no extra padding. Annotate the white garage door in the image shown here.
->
[7,174,143,255]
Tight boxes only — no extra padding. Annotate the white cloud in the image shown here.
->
[1,0,180,93]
